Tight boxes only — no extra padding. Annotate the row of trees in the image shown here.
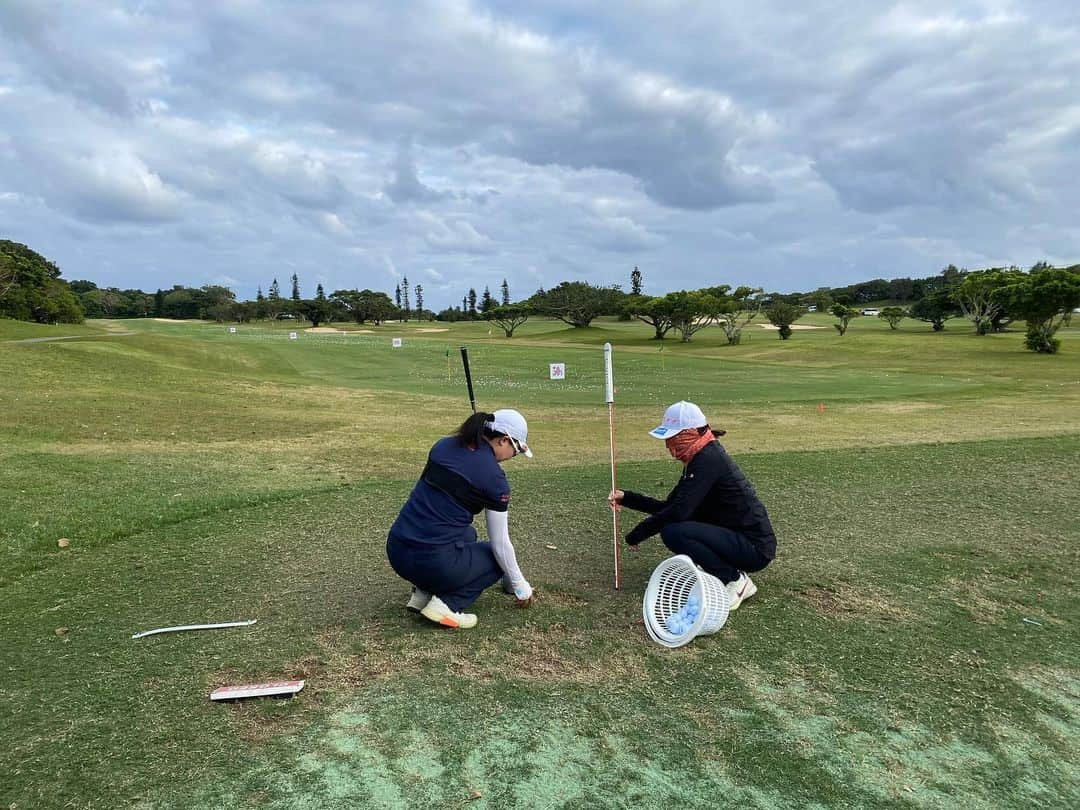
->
[777,266,1080,352]
[4,238,1077,353]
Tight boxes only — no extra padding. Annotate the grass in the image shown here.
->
[1,315,1078,808]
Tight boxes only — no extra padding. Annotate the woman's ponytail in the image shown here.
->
[453,411,496,447]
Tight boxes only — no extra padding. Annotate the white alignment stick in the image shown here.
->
[604,342,620,590]
[131,619,257,639]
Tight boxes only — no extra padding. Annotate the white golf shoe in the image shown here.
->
[726,572,757,611]
[406,587,431,613]
[420,595,478,629]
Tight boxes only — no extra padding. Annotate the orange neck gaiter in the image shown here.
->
[666,429,715,465]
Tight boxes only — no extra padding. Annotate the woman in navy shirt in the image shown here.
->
[387,409,534,629]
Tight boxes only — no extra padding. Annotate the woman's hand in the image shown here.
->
[608,489,624,511]
[513,582,534,607]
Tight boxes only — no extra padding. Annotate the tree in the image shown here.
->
[530,281,623,328]
[0,240,84,323]
[415,284,424,319]
[395,284,402,310]
[256,286,265,303]
[331,289,397,325]
[401,275,410,320]
[290,274,300,301]
[878,306,907,330]
[953,268,1022,334]
[621,294,675,340]
[807,289,833,312]
[269,279,281,300]
[830,303,859,336]
[994,268,1080,353]
[766,302,802,339]
[909,287,960,331]
[467,288,478,317]
[713,286,763,345]
[500,278,510,306]
[0,262,14,301]
[630,266,643,296]
[481,285,495,313]
[162,288,198,319]
[484,304,532,337]
[315,283,326,301]
[297,298,331,328]
[665,290,721,343]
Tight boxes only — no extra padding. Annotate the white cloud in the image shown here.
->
[0,0,1077,305]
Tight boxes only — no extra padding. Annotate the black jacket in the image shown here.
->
[621,441,776,558]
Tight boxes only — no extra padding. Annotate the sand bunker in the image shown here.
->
[307,327,374,334]
[758,323,827,330]
[417,328,449,333]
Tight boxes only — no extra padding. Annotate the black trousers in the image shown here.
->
[659,521,771,584]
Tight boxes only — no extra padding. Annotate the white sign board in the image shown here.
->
[228,327,237,333]
[549,363,566,380]
[392,338,403,348]
[289,331,298,340]
[210,679,305,701]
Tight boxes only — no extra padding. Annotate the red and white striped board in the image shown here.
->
[210,679,305,701]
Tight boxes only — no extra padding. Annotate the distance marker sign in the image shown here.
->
[549,363,565,380]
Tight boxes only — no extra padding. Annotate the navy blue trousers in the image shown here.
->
[659,521,771,584]
[386,530,503,612]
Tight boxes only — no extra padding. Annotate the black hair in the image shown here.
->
[453,412,502,447]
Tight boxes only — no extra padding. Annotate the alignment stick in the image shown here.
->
[603,342,620,590]
[460,346,477,413]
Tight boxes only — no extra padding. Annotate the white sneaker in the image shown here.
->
[420,595,478,629]
[726,573,757,611]
[406,587,431,613]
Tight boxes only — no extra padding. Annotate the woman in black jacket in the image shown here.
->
[608,401,776,610]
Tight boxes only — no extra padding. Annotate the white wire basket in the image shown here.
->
[643,555,730,648]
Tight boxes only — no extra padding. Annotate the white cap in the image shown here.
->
[487,408,533,458]
[649,401,708,439]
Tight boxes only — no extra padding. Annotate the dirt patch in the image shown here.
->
[796,582,914,621]
[275,622,648,699]
[306,327,346,334]
[942,573,1063,626]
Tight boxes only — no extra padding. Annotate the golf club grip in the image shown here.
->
[459,346,476,412]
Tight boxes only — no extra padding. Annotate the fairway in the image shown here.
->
[2,316,1078,808]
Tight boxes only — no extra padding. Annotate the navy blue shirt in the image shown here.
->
[389,436,511,545]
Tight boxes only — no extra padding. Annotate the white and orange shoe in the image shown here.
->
[420,596,478,629]
[726,573,757,611]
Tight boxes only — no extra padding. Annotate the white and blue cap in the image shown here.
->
[649,401,709,439]
[487,408,533,458]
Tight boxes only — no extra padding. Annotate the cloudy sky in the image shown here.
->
[1,0,1078,307]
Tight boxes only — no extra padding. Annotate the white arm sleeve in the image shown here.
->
[485,508,532,600]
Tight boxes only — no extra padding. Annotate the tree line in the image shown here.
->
[3,239,1078,353]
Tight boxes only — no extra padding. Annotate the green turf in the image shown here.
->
[1,316,1077,808]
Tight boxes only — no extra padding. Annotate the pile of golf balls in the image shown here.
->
[665,593,702,635]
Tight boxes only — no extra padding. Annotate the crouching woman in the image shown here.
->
[387,409,534,629]
[609,401,776,610]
